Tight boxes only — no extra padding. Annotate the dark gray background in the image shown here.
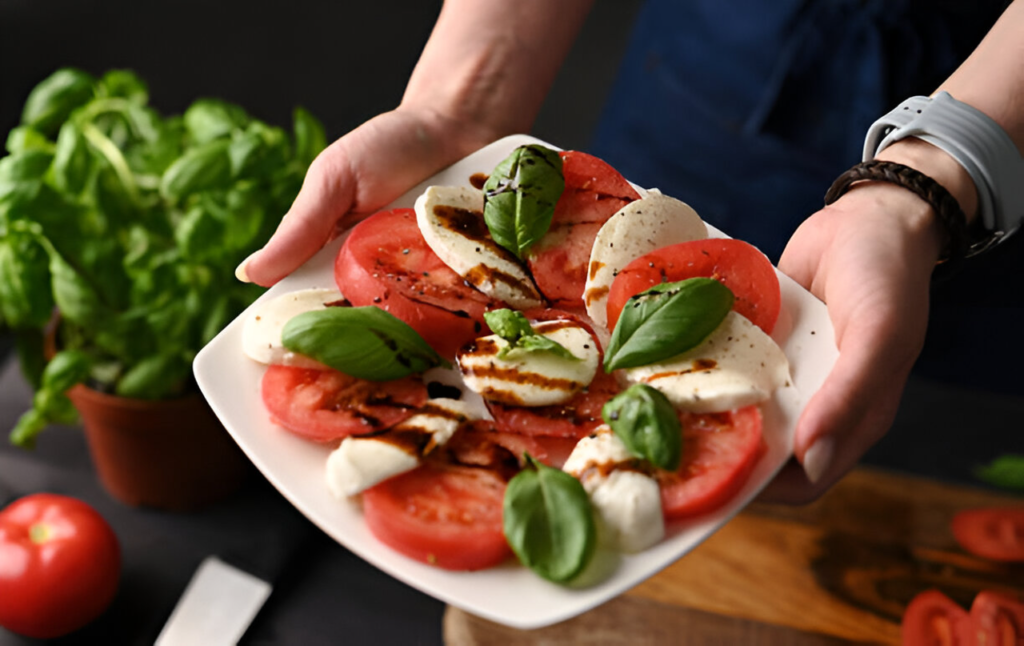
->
[1,1,1021,644]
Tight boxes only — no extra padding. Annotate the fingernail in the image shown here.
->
[803,437,835,484]
[235,251,258,283]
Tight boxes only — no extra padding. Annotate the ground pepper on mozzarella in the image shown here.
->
[325,398,478,497]
[621,311,790,414]
[584,192,707,329]
[242,287,346,366]
[562,426,665,553]
[457,319,600,407]
[414,185,544,309]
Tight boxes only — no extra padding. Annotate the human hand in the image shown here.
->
[237,107,496,287]
[759,182,945,503]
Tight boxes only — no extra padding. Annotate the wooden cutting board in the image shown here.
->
[444,467,1024,645]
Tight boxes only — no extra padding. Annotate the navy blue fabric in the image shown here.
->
[589,0,1022,395]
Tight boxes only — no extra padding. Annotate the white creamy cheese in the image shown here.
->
[325,398,477,497]
[584,192,707,329]
[457,319,600,406]
[242,288,345,365]
[622,311,790,413]
[563,426,664,553]
[414,185,543,309]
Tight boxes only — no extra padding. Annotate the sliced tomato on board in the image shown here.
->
[261,365,427,442]
[968,591,1024,646]
[362,460,511,571]
[335,207,497,358]
[488,370,622,441]
[901,589,973,646]
[951,508,1024,562]
[606,238,781,334]
[658,406,765,520]
[528,151,641,307]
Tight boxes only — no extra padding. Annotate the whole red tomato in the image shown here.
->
[0,493,121,638]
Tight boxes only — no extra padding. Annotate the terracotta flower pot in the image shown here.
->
[67,385,250,511]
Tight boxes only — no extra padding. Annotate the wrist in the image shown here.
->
[875,137,979,225]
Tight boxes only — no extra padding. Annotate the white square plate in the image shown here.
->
[194,134,838,630]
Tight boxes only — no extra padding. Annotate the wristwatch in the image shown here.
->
[864,91,1024,257]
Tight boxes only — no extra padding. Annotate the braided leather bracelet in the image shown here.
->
[824,159,969,265]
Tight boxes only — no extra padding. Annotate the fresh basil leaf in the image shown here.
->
[5,127,53,155]
[9,409,46,449]
[0,150,54,183]
[0,234,54,329]
[483,308,578,360]
[282,307,444,381]
[53,121,93,194]
[483,144,564,257]
[975,455,1024,491]
[293,106,326,167]
[21,68,96,137]
[98,70,149,105]
[503,454,596,582]
[183,98,248,144]
[49,251,109,328]
[605,278,734,371]
[175,205,225,261]
[14,329,45,390]
[160,139,232,200]
[602,384,681,471]
[41,349,93,393]
[115,352,189,400]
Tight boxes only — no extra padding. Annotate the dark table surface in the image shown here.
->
[2,344,1023,645]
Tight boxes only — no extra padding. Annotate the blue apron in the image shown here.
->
[590,0,1022,395]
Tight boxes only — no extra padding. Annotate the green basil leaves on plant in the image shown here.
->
[282,307,445,381]
[602,384,681,471]
[160,139,232,200]
[10,349,93,448]
[483,144,564,258]
[604,278,734,371]
[20,68,96,137]
[115,353,190,400]
[53,122,92,194]
[483,309,578,361]
[183,98,247,144]
[503,454,596,583]
[293,106,327,167]
[974,455,1024,491]
[0,233,54,330]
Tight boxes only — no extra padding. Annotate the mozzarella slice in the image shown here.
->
[414,185,543,309]
[584,193,707,329]
[457,319,600,407]
[325,398,477,497]
[563,426,664,553]
[242,288,345,365]
[622,311,790,413]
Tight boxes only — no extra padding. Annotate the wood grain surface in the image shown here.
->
[444,467,1024,645]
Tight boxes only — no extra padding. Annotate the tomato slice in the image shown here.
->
[335,207,496,358]
[528,151,640,307]
[488,370,622,440]
[447,419,579,470]
[968,591,1024,646]
[260,365,427,442]
[658,406,765,520]
[952,508,1024,562]
[362,461,511,570]
[606,238,781,335]
[902,589,973,646]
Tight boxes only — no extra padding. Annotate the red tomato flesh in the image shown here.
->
[968,591,1024,646]
[951,508,1024,562]
[447,419,579,470]
[659,406,765,520]
[362,461,511,570]
[528,151,640,307]
[335,207,496,358]
[488,370,622,440]
[261,365,427,442]
[0,494,120,639]
[902,589,973,646]
[606,238,781,335]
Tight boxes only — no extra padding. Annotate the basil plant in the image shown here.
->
[0,68,327,447]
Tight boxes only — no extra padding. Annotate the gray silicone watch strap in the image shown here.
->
[863,91,1024,255]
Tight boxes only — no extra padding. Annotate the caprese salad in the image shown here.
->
[241,144,794,582]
